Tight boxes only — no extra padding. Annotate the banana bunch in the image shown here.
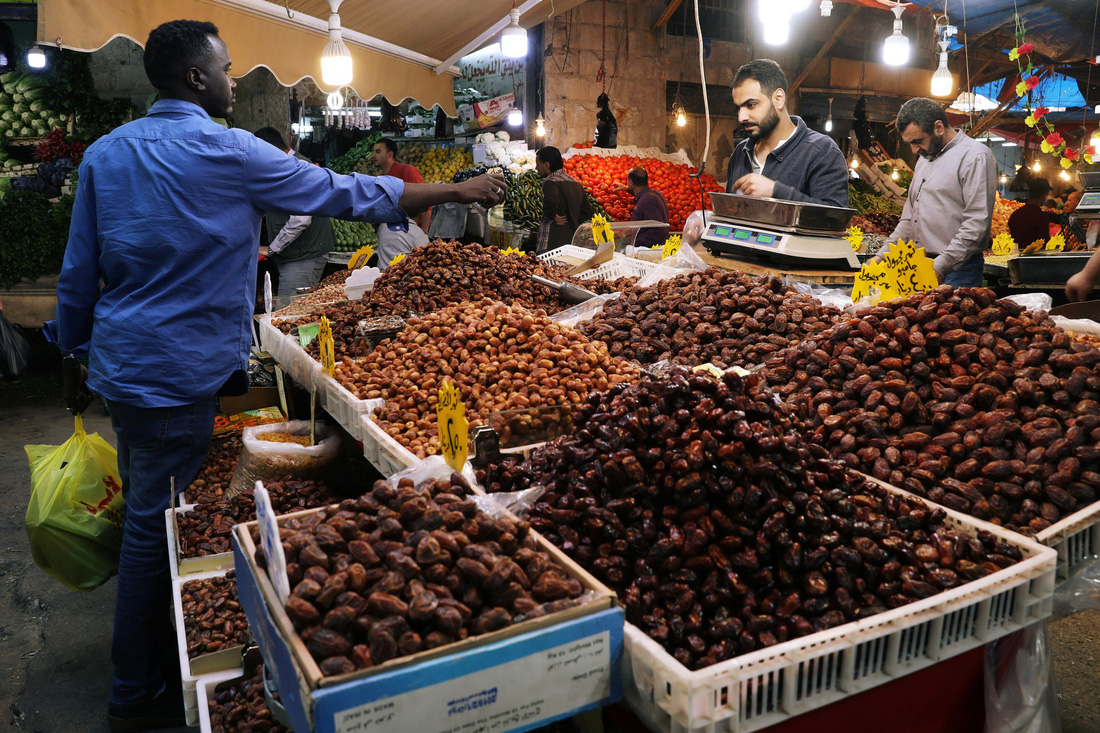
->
[332,218,379,253]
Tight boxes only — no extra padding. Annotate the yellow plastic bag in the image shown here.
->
[24,415,124,592]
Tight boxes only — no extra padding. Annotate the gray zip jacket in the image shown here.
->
[887,131,997,278]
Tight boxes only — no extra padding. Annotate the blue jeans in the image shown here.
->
[942,252,985,288]
[105,397,217,708]
[276,254,327,298]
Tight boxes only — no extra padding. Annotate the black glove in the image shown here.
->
[62,355,94,416]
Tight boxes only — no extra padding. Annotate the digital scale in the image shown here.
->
[1072,172,1100,218]
[700,192,860,271]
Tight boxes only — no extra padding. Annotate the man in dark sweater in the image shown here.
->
[1008,177,1051,249]
[725,59,849,208]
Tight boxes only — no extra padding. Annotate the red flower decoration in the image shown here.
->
[1045,132,1064,147]
[1065,147,1079,161]
[1033,105,1049,119]
[1025,75,1041,90]
[1018,43,1034,55]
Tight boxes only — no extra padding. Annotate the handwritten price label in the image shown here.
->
[851,240,937,303]
[389,253,407,267]
[661,234,683,259]
[436,379,469,473]
[501,246,524,256]
[319,316,335,377]
[845,226,864,252]
[1046,233,1066,251]
[347,245,375,270]
[590,214,615,245]
[991,233,1015,255]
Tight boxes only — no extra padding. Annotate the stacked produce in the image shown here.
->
[206,664,290,733]
[273,277,354,316]
[262,475,588,676]
[330,133,382,175]
[763,285,1100,535]
[992,193,1024,238]
[337,298,639,456]
[178,479,336,558]
[186,435,244,504]
[479,367,1023,670]
[563,154,723,230]
[332,218,379,253]
[417,145,473,183]
[849,182,902,234]
[0,70,67,157]
[273,299,391,360]
[579,270,842,369]
[181,571,250,657]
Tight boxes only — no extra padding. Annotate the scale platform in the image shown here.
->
[1074,172,1100,217]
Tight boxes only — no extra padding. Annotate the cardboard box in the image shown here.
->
[219,387,280,415]
[233,506,623,733]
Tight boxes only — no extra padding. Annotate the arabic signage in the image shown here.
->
[456,44,526,105]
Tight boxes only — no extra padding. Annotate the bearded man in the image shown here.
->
[725,59,848,207]
[886,97,997,287]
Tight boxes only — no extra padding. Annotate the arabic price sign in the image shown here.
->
[436,379,469,473]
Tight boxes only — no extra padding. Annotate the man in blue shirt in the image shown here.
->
[47,20,505,732]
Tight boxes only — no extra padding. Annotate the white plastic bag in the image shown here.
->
[634,241,709,289]
[1004,292,1054,314]
[1050,314,1100,336]
[228,421,341,494]
[785,279,855,312]
[983,622,1060,733]
[550,292,621,328]
[390,454,480,490]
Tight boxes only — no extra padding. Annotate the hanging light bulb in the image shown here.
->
[850,157,859,171]
[930,40,953,97]
[535,115,546,137]
[1060,170,1071,181]
[507,108,523,126]
[882,5,910,67]
[321,0,353,86]
[820,0,833,16]
[501,1,528,59]
[999,174,1008,184]
[26,46,46,69]
[825,97,834,132]
[327,89,344,110]
[1032,160,1042,172]
[891,168,900,180]
[763,19,791,45]
[675,104,687,127]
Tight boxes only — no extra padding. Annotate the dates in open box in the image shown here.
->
[487,402,580,450]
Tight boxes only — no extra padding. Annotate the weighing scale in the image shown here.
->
[1073,172,1100,218]
[700,192,860,271]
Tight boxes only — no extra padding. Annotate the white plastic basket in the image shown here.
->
[539,244,601,268]
[574,256,657,282]
[1035,502,1100,580]
[191,668,246,729]
[360,412,420,477]
[173,570,248,681]
[621,490,1056,733]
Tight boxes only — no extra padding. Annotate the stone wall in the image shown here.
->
[230,66,293,139]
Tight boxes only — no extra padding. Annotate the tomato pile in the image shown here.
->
[563,155,723,231]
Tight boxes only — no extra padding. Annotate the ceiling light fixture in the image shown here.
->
[825,97,834,132]
[1060,170,1071,181]
[507,108,523,126]
[820,0,833,16]
[931,40,952,96]
[327,89,344,110]
[883,4,910,67]
[321,0,353,86]
[999,174,1008,184]
[1032,160,1041,171]
[26,45,45,69]
[501,1,528,59]
[535,115,546,137]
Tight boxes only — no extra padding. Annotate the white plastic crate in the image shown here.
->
[188,668,245,729]
[621,493,1056,733]
[1036,502,1100,580]
[575,256,656,282]
[539,244,602,269]
[173,570,248,682]
[169,506,235,577]
[360,412,420,476]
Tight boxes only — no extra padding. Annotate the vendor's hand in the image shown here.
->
[612,182,629,192]
[1067,270,1096,302]
[553,214,568,226]
[258,245,269,258]
[62,355,94,416]
[456,172,508,207]
[731,173,777,199]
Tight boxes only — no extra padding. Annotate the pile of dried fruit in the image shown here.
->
[479,367,1023,670]
[207,665,290,733]
[259,475,588,676]
[181,571,250,658]
[579,270,842,368]
[179,479,336,558]
[335,298,638,457]
[763,285,1100,534]
[256,432,312,446]
[186,435,243,504]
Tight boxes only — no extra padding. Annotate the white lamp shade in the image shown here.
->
[26,47,45,68]
[825,118,833,132]
[501,9,527,58]
[931,66,953,97]
[507,108,523,126]
[535,118,546,136]
[820,0,833,16]
[883,31,909,66]
[763,20,790,45]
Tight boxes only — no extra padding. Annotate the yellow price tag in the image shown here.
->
[661,234,683,260]
[389,253,407,267]
[1046,233,1065,251]
[852,257,891,304]
[845,226,864,252]
[877,239,938,298]
[590,214,615,244]
[991,233,1015,255]
[692,363,724,379]
[346,245,375,270]
[318,316,335,377]
[436,379,469,472]
[501,246,523,256]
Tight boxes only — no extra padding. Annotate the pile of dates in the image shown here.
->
[185,435,243,504]
[179,479,336,558]
[763,285,1100,535]
[259,475,587,677]
[479,367,1024,670]
[335,298,637,457]
[274,299,391,361]
[181,571,251,658]
[207,664,290,733]
[578,270,842,368]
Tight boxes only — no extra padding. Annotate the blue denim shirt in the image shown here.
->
[47,99,405,407]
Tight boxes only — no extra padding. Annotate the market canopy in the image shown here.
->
[38,0,585,115]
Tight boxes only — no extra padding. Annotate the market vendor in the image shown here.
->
[885,97,997,287]
[1007,177,1051,250]
[46,20,506,733]
[376,207,431,270]
[614,166,669,248]
[726,59,849,208]
[372,138,431,233]
[254,127,336,296]
[536,146,594,252]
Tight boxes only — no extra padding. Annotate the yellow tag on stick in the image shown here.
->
[851,240,937,303]
[501,246,523,256]
[1046,233,1065,251]
[845,226,864,252]
[347,245,375,270]
[436,380,469,472]
[991,233,1015,255]
[318,316,335,376]
[590,214,615,244]
[389,253,407,267]
[661,234,683,259]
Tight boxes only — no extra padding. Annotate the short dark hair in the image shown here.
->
[1027,177,1051,201]
[144,20,220,91]
[627,167,648,187]
[254,127,287,150]
[733,59,788,96]
[376,138,398,158]
[536,146,564,171]
[896,98,949,135]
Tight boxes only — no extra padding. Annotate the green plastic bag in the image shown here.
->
[24,415,124,592]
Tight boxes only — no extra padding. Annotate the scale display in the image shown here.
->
[1078,191,1100,210]
[709,224,781,248]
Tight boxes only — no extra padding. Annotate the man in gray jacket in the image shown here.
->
[726,59,849,208]
[886,98,997,287]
